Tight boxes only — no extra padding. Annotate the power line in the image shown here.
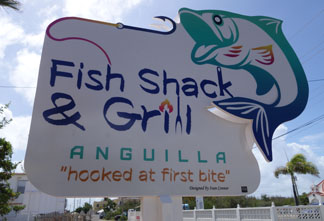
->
[300,38,324,59]
[308,78,324,82]
[289,9,324,41]
[0,85,36,88]
[302,47,324,64]
[273,113,324,140]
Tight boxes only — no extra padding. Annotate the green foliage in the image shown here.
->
[0,138,18,181]
[74,202,92,214]
[12,205,25,215]
[75,207,82,213]
[287,154,319,176]
[0,104,23,217]
[104,208,122,220]
[0,104,12,130]
[0,0,20,10]
[101,198,140,220]
[119,199,140,213]
[120,215,127,220]
[300,192,310,205]
[274,153,319,205]
[103,198,116,213]
[183,197,196,209]
[82,202,92,214]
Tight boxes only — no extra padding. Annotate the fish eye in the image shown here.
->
[213,15,223,25]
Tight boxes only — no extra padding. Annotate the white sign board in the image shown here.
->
[25,9,308,197]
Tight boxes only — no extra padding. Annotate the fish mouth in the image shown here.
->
[179,9,222,46]
[180,8,238,64]
[179,9,221,64]
[191,44,219,64]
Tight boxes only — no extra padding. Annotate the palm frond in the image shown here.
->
[274,166,289,178]
[0,0,20,10]
[287,153,320,177]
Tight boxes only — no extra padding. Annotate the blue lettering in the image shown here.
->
[86,70,104,91]
[50,59,74,87]
[182,77,198,97]
[106,64,125,92]
[77,62,84,89]
[163,70,179,96]
[201,79,217,98]
[139,68,160,94]
[43,92,85,131]
[141,106,161,132]
[103,97,141,131]
[217,67,233,97]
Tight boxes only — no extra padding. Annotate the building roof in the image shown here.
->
[308,180,324,196]
[308,192,324,197]
[318,180,324,192]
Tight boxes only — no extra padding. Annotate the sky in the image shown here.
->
[0,0,324,210]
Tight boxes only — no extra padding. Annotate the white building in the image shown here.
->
[5,173,66,220]
[308,180,324,205]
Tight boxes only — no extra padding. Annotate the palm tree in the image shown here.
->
[0,0,20,11]
[274,153,319,205]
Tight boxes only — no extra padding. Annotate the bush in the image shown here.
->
[104,209,122,220]
[120,215,127,220]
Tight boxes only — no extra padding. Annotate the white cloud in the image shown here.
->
[22,32,45,49]
[299,132,324,144]
[63,0,144,22]
[37,3,60,18]
[0,107,31,151]
[252,124,324,197]
[10,49,40,104]
[1,0,148,107]
[0,16,24,59]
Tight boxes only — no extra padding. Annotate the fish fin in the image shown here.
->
[214,97,275,161]
[223,45,244,58]
[252,45,274,65]
[243,65,276,96]
[252,16,282,35]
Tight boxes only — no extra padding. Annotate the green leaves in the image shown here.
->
[0,104,12,130]
[274,153,319,178]
[287,154,319,176]
[0,138,19,181]
[274,166,289,178]
[0,104,23,217]
[0,0,20,11]
[274,153,319,205]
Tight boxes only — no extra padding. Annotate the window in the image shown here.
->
[17,180,27,194]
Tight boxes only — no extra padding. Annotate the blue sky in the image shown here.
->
[0,0,324,208]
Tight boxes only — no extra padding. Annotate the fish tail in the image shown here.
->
[214,97,278,161]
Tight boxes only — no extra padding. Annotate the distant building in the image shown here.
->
[93,200,107,212]
[308,180,324,205]
[5,173,66,220]
[117,197,140,206]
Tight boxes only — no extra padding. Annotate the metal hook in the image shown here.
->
[121,16,176,35]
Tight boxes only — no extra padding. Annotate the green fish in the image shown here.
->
[179,8,308,161]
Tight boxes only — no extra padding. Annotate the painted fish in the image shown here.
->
[179,8,308,161]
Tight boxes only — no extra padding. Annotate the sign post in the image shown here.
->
[141,196,182,221]
[25,8,308,220]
